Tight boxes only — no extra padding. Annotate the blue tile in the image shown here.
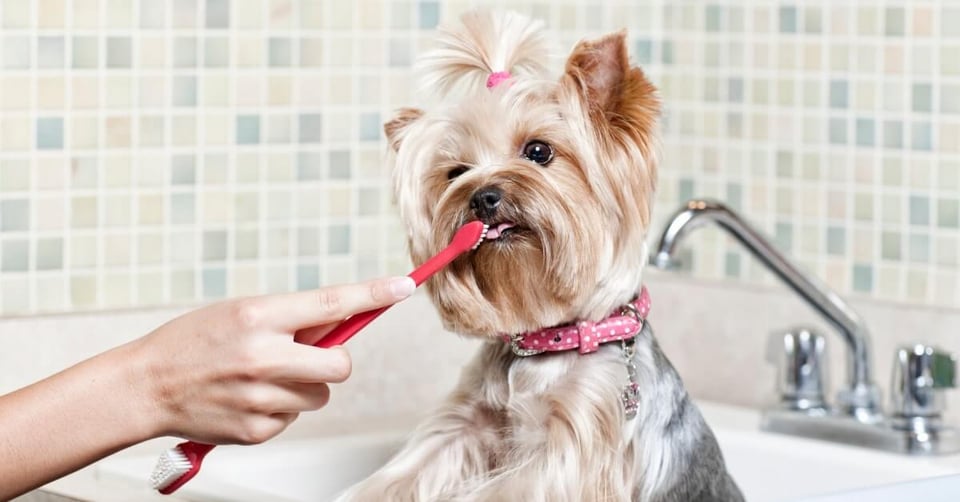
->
[911,122,933,151]
[38,36,65,69]
[828,118,847,144]
[852,264,873,292]
[328,225,351,255]
[106,37,132,68]
[775,223,793,252]
[1,240,28,271]
[779,6,797,33]
[171,155,196,184]
[205,0,230,28]
[826,226,845,255]
[328,150,351,180]
[910,195,930,226]
[728,77,744,102]
[202,268,227,298]
[298,114,322,143]
[236,115,260,144]
[0,200,29,231]
[36,238,63,270]
[706,4,723,31]
[203,230,227,260]
[36,117,64,150]
[297,152,322,180]
[634,39,653,65]
[939,198,960,228]
[678,178,694,202]
[174,37,198,67]
[297,264,320,290]
[908,233,930,263]
[855,118,875,147]
[829,80,848,108]
[268,38,291,67]
[359,112,381,141]
[172,76,197,107]
[884,7,905,36]
[418,1,440,29]
[881,232,901,260]
[171,193,195,224]
[883,120,903,149]
[912,83,932,113]
[724,251,740,278]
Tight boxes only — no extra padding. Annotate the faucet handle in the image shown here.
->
[891,344,957,421]
[767,328,828,412]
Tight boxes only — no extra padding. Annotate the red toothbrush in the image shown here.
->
[151,221,488,495]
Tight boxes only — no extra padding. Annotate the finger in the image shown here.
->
[260,344,353,384]
[252,276,415,331]
[242,383,330,414]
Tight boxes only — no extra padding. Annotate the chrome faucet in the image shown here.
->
[652,199,882,421]
[652,198,960,455]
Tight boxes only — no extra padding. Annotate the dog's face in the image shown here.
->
[386,31,659,337]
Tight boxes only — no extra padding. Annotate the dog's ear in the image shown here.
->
[383,107,424,152]
[563,30,659,120]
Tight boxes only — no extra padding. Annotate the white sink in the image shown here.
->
[96,401,960,502]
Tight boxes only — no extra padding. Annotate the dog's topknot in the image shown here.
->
[417,10,550,97]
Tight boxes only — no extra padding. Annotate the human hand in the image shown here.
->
[130,276,416,445]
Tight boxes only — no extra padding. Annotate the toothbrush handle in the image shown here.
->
[318,244,463,348]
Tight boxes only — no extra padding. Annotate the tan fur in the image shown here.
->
[340,10,663,502]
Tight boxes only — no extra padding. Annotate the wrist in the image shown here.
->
[103,337,169,443]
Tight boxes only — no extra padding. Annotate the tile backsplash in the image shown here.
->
[0,0,957,315]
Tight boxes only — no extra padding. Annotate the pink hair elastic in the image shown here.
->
[486,71,512,89]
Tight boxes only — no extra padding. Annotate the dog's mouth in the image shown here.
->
[484,221,518,241]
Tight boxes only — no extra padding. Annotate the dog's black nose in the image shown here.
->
[470,187,503,219]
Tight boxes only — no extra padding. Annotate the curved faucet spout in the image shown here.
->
[653,199,881,421]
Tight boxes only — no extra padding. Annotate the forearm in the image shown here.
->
[0,340,157,499]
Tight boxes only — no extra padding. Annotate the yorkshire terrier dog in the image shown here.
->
[340,10,743,502]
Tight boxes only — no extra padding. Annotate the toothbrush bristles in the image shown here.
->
[472,224,489,250]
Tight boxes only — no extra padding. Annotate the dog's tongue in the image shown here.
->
[485,222,516,240]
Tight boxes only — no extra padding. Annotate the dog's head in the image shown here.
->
[386,10,660,337]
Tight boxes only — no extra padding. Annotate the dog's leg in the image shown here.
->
[336,346,508,502]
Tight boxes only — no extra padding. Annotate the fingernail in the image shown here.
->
[389,277,416,299]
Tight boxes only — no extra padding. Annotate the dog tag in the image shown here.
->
[621,337,640,419]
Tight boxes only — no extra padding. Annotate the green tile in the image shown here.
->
[724,251,740,278]
[884,7,904,36]
[881,231,901,260]
[206,0,230,28]
[912,83,932,113]
[1,239,28,271]
[852,264,873,292]
[328,224,351,254]
[909,233,930,263]
[37,238,64,270]
[910,195,930,226]
[202,230,227,261]
[938,199,960,228]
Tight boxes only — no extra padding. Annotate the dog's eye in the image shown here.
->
[522,140,554,166]
[447,165,469,180]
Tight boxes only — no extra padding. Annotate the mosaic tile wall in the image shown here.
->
[0,0,956,315]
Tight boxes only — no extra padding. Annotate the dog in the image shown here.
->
[338,10,744,502]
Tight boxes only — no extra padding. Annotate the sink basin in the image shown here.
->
[96,401,960,501]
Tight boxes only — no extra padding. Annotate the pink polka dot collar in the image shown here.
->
[502,287,651,357]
